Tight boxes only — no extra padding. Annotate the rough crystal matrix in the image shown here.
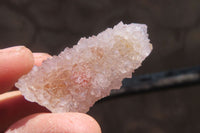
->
[15,22,152,113]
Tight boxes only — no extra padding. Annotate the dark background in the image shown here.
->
[0,0,200,132]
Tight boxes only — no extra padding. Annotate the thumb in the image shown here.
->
[6,113,102,133]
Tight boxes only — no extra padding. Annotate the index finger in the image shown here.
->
[0,46,34,93]
[0,46,52,93]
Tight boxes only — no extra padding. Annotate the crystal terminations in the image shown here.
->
[15,22,152,113]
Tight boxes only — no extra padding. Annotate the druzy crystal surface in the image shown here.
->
[15,22,152,113]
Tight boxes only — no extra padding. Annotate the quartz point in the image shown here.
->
[15,22,152,113]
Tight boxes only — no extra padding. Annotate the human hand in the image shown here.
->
[0,46,101,133]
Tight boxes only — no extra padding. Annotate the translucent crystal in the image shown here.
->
[15,22,152,113]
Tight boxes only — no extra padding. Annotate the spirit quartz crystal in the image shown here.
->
[15,22,152,113]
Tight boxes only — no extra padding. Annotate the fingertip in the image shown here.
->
[33,53,52,66]
[0,46,34,93]
[6,113,101,133]
[63,113,102,133]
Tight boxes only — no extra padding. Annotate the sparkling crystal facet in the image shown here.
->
[15,22,152,113]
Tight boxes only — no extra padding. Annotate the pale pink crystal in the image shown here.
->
[15,22,152,113]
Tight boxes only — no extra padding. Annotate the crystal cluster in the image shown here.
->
[15,22,152,113]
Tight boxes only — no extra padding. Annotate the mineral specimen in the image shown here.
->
[15,22,152,113]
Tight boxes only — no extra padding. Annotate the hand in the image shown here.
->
[0,46,101,133]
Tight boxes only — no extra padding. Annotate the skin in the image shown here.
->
[0,46,101,133]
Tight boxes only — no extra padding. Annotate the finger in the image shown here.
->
[0,46,34,93]
[10,52,51,92]
[33,53,51,66]
[0,91,49,132]
[6,113,101,133]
